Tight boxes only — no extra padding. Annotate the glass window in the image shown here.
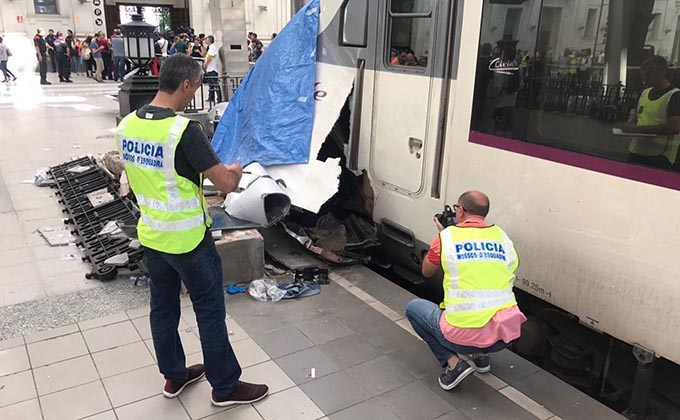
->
[387,0,432,68]
[340,0,369,47]
[471,0,680,173]
[391,0,432,14]
[35,0,58,14]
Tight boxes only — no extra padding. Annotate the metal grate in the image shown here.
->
[48,156,144,280]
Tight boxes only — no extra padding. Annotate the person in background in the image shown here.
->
[271,32,277,40]
[115,53,269,407]
[169,36,180,55]
[249,33,263,63]
[620,55,680,171]
[157,33,169,68]
[405,191,526,390]
[112,29,126,82]
[82,35,94,78]
[191,38,204,59]
[175,34,189,55]
[0,36,17,82]
[203,35,221,103]
[55,31,73,83]
[34,28,51,85]
[99,32,113,80]
[66,29,77,73]
[91,33,105,83]
[45,29,56,73]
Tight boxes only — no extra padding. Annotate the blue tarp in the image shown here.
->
[211,0,320,166]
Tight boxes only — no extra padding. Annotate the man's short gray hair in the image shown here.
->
[158,54,204,93]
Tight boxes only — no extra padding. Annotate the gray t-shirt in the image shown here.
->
[112,37,125,57]
[90,40,102,59]
[0,43,8,61]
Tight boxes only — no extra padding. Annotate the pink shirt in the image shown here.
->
[431,218,527,347]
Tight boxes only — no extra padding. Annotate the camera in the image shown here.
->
[435,205,456,228]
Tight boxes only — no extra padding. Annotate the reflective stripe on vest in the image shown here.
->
[116,113,210,254]
[630,87,680,164]
[440,225,519,328]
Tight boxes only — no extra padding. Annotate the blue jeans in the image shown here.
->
[144,232,241,398]
[405,299,509,367]
[114,56,126,81]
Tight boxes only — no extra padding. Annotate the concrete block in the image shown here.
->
[215,229,264,284]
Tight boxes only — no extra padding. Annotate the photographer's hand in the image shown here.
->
[433,216,444,232]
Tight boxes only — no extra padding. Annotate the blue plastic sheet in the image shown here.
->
[211,0,320,166]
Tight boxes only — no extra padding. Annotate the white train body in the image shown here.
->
[291,0,680,366]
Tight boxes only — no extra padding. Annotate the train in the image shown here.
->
[270,0,680,418]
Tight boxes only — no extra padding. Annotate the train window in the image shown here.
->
[471,0,680,174]
[340,0,369,47]
[387,0,433,68]
[391,0,432,14]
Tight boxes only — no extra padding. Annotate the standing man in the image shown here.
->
[0,36,17,82]
[405,191,526,390]
[115,54,268,406]
[175,35,189,54]
[55,31,73,83]
[203,36,222,103]
[91,33,105,83]
[34,28,51,85]
[99,32,113,81]
[66,29,78,74]
[157,34,169,68]
[620,55,680,171]
[112,29,126,82]
[45,29,57,73]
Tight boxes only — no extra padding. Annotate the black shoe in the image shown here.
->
[41,81,52,85]
[472,354,491,373]
[438,359,475,390]
[64,79,73,83]
[12,76,17,81]
[162,364,205,398]
[211,381,269,407]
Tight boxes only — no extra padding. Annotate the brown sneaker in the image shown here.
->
[211,381,269,407]
[163,364,205,398]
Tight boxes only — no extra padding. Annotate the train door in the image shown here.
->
[369,0,441,194]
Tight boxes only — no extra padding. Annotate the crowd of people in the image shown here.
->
[32,27,128,85]
[26,24,274,98]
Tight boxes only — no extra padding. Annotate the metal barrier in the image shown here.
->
[49,156,145,281]
[526,74,639,121]
[184,74,246,112]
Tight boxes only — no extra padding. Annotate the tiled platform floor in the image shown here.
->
[0,266,624,420]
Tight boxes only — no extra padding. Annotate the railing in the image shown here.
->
[183,74,246,113]
[522,74,640,122]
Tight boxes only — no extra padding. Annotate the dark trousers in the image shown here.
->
[102,52,113,80]
[114,56,126,81]
[57,54,71,81]
[206,70,222,103]
[39,56,48,82]
[144,233,241,398]
[1,61,15,80]
[48,50,57,72]
[85,57,95,76]
[405,299,509,367]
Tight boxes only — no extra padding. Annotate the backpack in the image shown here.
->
[82,46,91,61]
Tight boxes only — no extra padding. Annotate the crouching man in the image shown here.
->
[405,191,526,390]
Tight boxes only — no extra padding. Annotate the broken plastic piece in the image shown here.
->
[223,162,291,227]
[38,226,75,246]
[104,253,130,266]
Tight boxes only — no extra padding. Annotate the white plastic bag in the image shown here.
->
[249,279,286,302]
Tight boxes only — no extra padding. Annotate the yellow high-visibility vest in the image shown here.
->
[116,113,211,254]
[440,225,519,328]
[629,87,680,164]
